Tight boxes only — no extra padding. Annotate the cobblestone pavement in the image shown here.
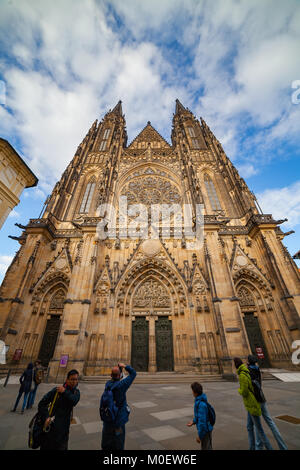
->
[0,378,299,450]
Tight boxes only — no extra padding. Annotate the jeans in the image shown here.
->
[13,390,30,412]
[256,402,288,450]
[27,383,39,408]
[247,412,273,450]
[101,424,126,450]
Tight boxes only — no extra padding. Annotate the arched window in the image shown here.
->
[204,174,222,211]
[79,179,96,213]
[187,126,200,149]
[99,128,111,151]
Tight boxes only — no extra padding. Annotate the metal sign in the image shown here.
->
[13,349,23,361]
[59,354,69,368]
[255,347,265,359]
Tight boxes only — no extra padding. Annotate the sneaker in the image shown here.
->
[21,410,24,414]
[10,409,16,412]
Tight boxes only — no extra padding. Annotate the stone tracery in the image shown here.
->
[120,175,182,207]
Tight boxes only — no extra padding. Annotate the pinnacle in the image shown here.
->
[112,100,123,115]
[175,98,189,115]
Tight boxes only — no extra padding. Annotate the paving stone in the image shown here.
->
[132,401,158,408]
[0,381,299,450]
[142,425,185,441]
[82,421,102,434]
[140,442,165,450]
[161,386,178,390]
[150,407,193,421]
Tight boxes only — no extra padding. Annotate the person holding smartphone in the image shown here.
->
[101,363,136,450]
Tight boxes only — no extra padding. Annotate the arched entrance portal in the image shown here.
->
[38,287,66,367]
[131,276,174,372]
[236,280,271,368]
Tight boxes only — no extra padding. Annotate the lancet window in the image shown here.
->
[99,128,111,151]
[204,174,222,211]
[79,178,96,213]
[187,126,200,149]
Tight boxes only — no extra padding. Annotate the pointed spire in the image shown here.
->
[112,100,123,116]
[175,99,190,116]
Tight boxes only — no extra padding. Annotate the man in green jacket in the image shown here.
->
[234,358,273,450]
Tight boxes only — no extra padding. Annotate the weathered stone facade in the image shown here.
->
[0,100,299,380]
[0,138,38,229]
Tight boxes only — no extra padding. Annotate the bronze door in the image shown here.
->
[155,317,174,371]
[243,313,271,368]
[38,315,61,367]
[131,317,149,371]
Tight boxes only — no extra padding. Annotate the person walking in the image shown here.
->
[11,362,35,413]
[27,360,44,410]
[234,357,273,450]
[247,355,288,450]
[187,382,214,450]
[38,369,80,450]
[100,363,136,450]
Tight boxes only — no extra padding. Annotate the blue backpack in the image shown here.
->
[99,383,119,424]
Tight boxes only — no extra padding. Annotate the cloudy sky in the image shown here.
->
[0,0,300,280]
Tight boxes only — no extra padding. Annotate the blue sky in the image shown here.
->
[0,0,300,280]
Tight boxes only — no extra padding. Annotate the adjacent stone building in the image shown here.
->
[0,138,38,229]
[0,101,299,380]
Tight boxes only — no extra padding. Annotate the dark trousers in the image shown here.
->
[201,432,213,450]
[27,383,39,409]
[12,390,30,412]
[40,437,69,450]
[101,423,126,450]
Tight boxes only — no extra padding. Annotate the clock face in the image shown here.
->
[141,239,161,257]
[55,258,67,270]
[236,255,247,267]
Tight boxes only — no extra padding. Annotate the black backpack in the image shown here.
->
[251,378,266,403]
[243,370,266,403]
[206,402,216,426]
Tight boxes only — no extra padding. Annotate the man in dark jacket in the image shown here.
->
[38,369,80,450]
[247,354,288,450]
[11,362,35,413]
[101,363,136,450]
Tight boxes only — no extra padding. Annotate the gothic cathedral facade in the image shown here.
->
[1,100,299,380]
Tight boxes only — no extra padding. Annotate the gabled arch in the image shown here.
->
[234,267,274,315]
[115,258,188,316]
[233,267,273,298]
[31,272,70,305]
[117,161,182,190]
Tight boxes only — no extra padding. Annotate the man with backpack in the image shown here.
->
[247,354,288,450]
[234,357,273,450]
[187,382,215,450]
[27,360,44,410]
[100,363,136,450]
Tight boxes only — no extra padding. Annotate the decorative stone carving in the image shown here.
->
[141,239,161,258]
[120,175,181,208]
[133,279,171,308]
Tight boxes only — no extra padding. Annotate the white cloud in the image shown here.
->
[236,164,259,179]
[0,255,14,276]
[0,0,299,189]
[257,180,300,229]
[8,209,20,218]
